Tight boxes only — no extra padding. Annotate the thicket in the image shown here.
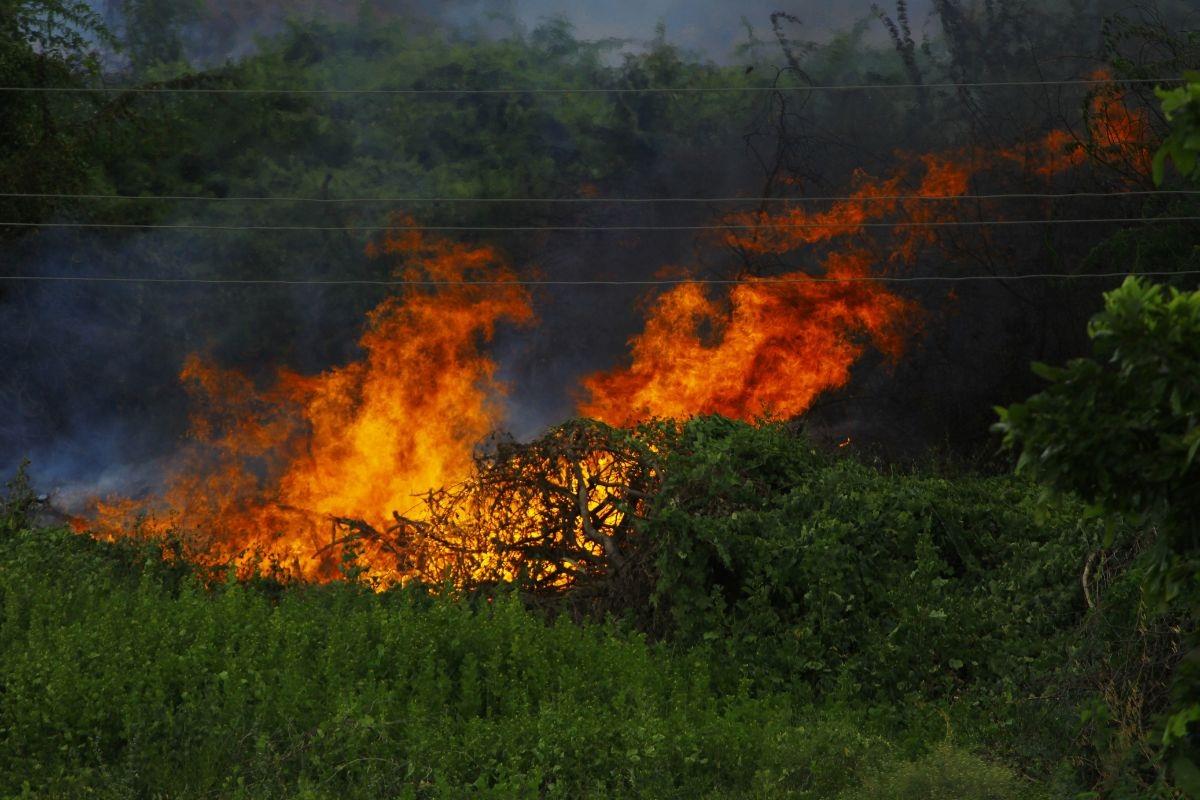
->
[0,521,1037,799]
[0,420,1170,798]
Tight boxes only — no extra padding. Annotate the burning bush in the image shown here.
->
[71,75,1155,592]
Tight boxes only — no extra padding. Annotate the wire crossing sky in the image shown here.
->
[0,77,1182,95]
[3,271,1197,287]
[4,190,1198,204]
[2,217,1196,232]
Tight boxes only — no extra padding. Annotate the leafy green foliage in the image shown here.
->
[996,276,1200,796]
[0,460,36,536]
[0,524,901,799]
[995,278,1200,600]
[0,0,116,239]
[645,418,1088,705]
[0,424,1165,797]
[840,743,1037,800]
[121,0,202,75]
[3,0,111,71]
[1154,73,1200,185]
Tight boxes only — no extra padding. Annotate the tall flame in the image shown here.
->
[576,154,962,426]
[580,75,1149,425]
[578,251,915,425]
[77,77,1151,585]
[85,222,531,583]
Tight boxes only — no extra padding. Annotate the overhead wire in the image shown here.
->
[1,216,1197,233]
[3,189,1199,204]
[0,77,1182,95]
[2,271,1197,287]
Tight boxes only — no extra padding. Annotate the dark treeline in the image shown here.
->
[2,0,1199,489]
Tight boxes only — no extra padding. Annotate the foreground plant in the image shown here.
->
[996,276,1200,794]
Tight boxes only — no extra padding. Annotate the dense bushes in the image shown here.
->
[842,744,1034,800]
[647,418,1091,707]
[996,276,1200,796]
[1,419,1169,797]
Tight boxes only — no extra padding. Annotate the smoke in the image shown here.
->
[87,0,935,69]
[508,0,936,59]
[0,226,392,503]
[6,0,1196,510]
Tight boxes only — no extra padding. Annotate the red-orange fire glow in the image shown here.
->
[83,221,532,583]
[579,77,1148,426]
[77,77,1152,585]
[578,251,915,426]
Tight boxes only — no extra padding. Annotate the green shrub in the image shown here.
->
[0,461,36,537]
[995,276,1200,794]
[841,743,1033,800]
[646,417,1092,708]
[0,424,1135,797]
[1154,72,1200,185]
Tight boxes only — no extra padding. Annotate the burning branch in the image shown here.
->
[382,420,665,608]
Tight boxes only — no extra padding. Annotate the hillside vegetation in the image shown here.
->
[0,419,1174,798]
[3,3,1200,798]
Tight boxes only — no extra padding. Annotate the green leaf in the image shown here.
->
[1187,430,1200,468]
[1030,362,1063,381]
[1177,147,1198,178]
[1154,146,1170,186]
[1173,754,1200,798]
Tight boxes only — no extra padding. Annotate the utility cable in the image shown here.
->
[2,271,1197,287]
[2,216,1197,233]
[4,190,1199,204]
[0,77,1181,96]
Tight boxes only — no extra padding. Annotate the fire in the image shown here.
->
[576,154,964,426]
[997,72,1150,177]
[1085,74,1153,175]
[580,76,1149,426]
[84,220,532,584]
[579,251,915,426]
[76,77,1151,586]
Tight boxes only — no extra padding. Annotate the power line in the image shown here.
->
[2,271,1196,287]
[1,216,1196,232]
[0,77,1181,96]
[4,190,1199,204]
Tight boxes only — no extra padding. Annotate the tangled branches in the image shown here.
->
[327,420,668,612]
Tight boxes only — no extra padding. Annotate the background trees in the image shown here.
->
[997,78,1200,795]
[0,1,114,240]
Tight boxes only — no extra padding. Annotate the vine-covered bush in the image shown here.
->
[0,423,1161,797]
[645,417,1092,703]
[996,276,1200,795]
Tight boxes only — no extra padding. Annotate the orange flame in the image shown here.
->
[579,251,915,425]
[84,221,531,583]
[78,78,1152,585]
[579,76,1149,426]
[998,72,1151,177]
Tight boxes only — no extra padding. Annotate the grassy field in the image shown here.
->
[1,422,1174,798]
[1,525,1042,800]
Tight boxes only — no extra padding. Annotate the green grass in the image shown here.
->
[0,525,1044,800]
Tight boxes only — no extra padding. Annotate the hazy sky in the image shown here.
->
[509,1,935,59]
